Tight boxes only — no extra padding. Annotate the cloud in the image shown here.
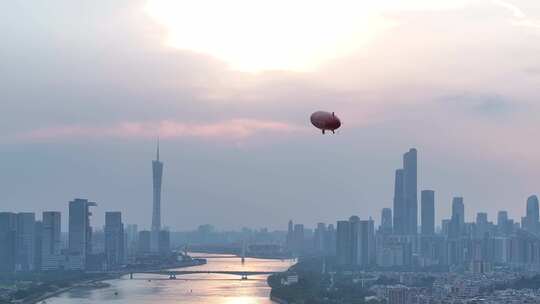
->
[493,0,526,18]
[493,0,540,28]
[3,0,540,229]
[16,119,303,142]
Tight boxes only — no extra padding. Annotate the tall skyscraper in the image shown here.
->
[527,195,539,220]
[314,223,326,254]
[286,220,294,252]
[0,213,17,272]
[105,212,125,269]
[138,230,151,254]
[292,224,305,255]
[68,198,97,270]
[497,210,513,235]
[497,211,508,227]
[325,224,336,255]
[357,218,375,267]
[16,212,36,271]
[523,195,539,234]
[380,208,393,234]
[452,197,465,226]
[337,216,376,268]
[476,212,488,225]
[403,149,418,235]
[336,220,351,266]
[158,229,171,255]
[349,216,361,265]
[393,169,405,234]
[393,148,418,235]
[126,224,138,258]
[421,190,435,235]
[152,140,164,252]
[34,220,43,271]
[42,211,62,271]
[450,197,464,238]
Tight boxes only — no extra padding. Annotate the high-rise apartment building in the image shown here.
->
[16,212,36,271]
[336,220,351,266]
[450,197,465,238]
[42,211,62,271]
[314,223,326,254]
[105,212,125,269]
[138,230,151,254]
[421,190,435,235]
[158,229,170,255]
[68,198,97,270]
[292,224,305,255]
[0,213,17,272]
[126,224,138,258]
[357,218,375,267]
[349,216,361,266]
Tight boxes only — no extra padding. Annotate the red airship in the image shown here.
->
[310,111,341,134]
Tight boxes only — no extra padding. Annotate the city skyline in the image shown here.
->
[2,147,539,235]
[3,148,540,276]
[3,1,540,302]
[2,144,540,231]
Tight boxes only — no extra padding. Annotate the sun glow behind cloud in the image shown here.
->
[144,0,398,72]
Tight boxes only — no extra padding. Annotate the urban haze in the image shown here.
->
[2,0,540,303]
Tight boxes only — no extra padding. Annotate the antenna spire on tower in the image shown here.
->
[157,137,160,161]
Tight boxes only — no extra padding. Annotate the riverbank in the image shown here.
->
[22,255,293,304]
[25,276,115,304]
[22,259,206,304]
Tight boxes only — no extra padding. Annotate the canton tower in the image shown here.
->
[151,139,163,252]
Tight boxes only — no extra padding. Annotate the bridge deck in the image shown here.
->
[138,270,277,275]
[191,255,241,259]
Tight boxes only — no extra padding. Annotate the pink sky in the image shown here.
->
[2,0,540,229]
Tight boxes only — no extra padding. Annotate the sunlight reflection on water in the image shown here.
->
[44,254,293,304]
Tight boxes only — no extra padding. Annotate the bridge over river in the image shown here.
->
[190,255,242,259]
[129,270,278,280]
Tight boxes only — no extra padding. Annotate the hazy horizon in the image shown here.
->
[2,0,540,230]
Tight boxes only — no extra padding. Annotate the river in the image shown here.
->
[43,253,294,304]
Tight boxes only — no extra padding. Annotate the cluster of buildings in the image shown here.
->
[286,148,540,273]
[0,144,170,273]
[0,197,171,272]
[367,270,537,303]
[0,199,125,271]
[286,220,336,257]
